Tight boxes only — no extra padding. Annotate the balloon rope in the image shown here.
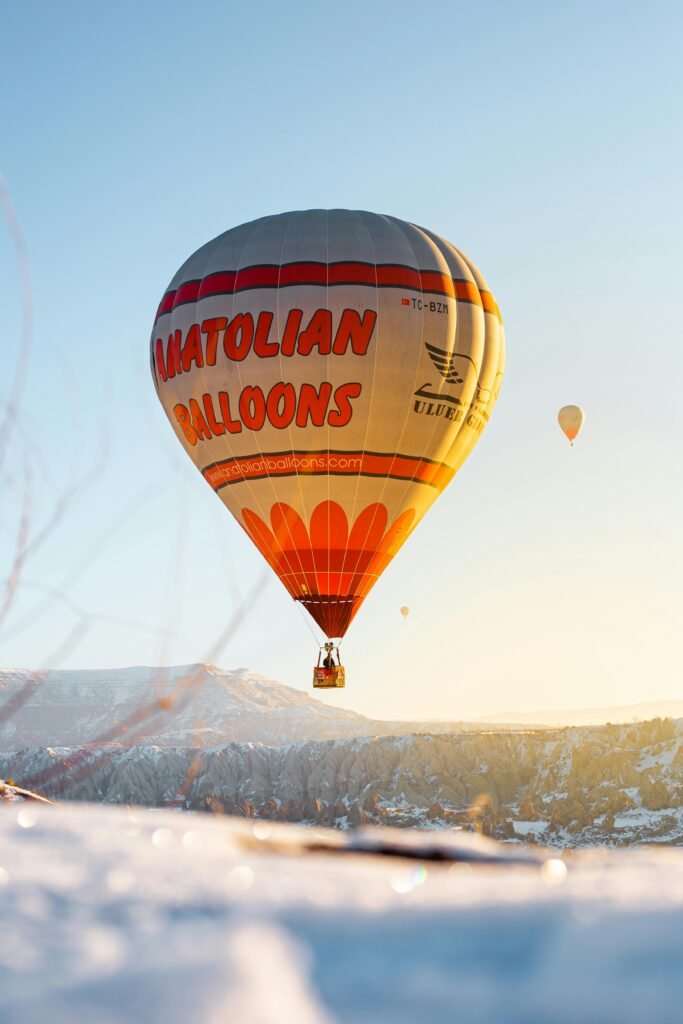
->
[294,594,325,649]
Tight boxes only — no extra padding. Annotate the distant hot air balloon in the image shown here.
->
[558,405,584,446]
[400,606,410,618]
[151,211,504,682]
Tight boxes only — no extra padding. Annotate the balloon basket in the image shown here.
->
[313,665,346,689]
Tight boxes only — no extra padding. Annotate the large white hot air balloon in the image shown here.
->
[151,210,504,684]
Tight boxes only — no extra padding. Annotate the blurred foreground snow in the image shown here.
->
[1,802,683,1023]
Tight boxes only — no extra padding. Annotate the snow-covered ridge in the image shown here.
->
[4,666,683,849]
[4,717,683,848]
[0,663,466,751]
[0,667,423,749]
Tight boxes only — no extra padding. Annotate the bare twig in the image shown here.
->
[0,173,33,475]
[2,479,163,642]
[0,170,270,808]
[0,464,31,627]
[20,570,269,794]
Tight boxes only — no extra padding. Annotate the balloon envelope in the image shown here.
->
[151,210,504,638]
[558,405,584,444]
[400,606,410,618]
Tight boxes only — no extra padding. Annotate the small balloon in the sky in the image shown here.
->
[400,606,410,618]
[558,405,584,446]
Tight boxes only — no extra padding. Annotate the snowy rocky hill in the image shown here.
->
[5,716,683,848]
[0,664,468,750]
[1,799,683,1023]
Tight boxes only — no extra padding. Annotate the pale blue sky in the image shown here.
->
[1,1,681,719]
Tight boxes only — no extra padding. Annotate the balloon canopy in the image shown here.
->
[558,405,585,445]
[400,606,410,618]
[151,210,504,639]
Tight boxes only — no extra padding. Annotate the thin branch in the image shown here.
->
[0,464,31,627]
[0,173,33,475]
[38,618,92,669]
[18,570,270,794]
[2,479,164,641]
[20,427,108,565]
[0,578,174,640]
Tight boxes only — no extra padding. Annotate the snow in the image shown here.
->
[638,739,680,770]
[512,820,548,837]
[1,802,683,1022]
[614,809,667,829]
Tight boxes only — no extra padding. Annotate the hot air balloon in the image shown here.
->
[151,210,504,687]
[558,405,584,446]
[400,606,410,618]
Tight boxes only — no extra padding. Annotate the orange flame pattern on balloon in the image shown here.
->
[241,501,416,637]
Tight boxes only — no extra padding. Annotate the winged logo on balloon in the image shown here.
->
[424,343,474,386]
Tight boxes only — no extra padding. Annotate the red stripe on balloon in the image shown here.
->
[153,262,500,324]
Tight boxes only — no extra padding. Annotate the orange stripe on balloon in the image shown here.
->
[202,451,452,492]
[480,290,501,320]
